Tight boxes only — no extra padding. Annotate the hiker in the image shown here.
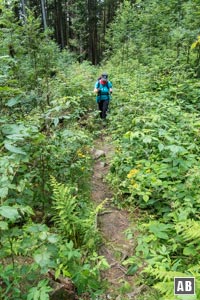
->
[94,73,112,119]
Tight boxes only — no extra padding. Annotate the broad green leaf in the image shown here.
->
[148,223,171,240]
[34,251,51,268]
[1,124,37,138]
[183,246,197,256]
[143,136,152,143]
[27,280,53,300]
[27,287,37,300]
[26,224,48,233]
[53,117,59,126]
[33,289,40,300]
[166,145,186,155]
[158,143,165,152]
[6,97,21,107]
[0,206,19,220]
[47,234,59,244]
[6,134,25,141]
[0,221,8,230]
[0,187,8,198]
[39,231,48,241]
[57,129,74,138]
[155,231,169,239]
[1,124,26,135]
[4,142,26,155]
[40,289,49,300]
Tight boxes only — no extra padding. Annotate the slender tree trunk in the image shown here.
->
[88,0,98,64]
[21,0,26,16]
[41,0,47,30]
[58,0,65,48]
[54,0,61,47]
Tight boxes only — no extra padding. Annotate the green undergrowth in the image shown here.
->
[103,60,200,299]
[2,1,200,299]
[0,31,108,298]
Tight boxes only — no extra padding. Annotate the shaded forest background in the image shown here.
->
[1,0,200,300]
[4,0,200,69]
[12,0,126,64]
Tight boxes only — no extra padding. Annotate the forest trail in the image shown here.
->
[91,134,137,299]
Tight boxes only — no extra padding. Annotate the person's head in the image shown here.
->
[101,72,108,82]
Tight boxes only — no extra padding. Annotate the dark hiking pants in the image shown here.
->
[98,100,109,119]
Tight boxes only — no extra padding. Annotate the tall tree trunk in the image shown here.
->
[21,0,26,16]
[41,0,47,30]
[88,0,98,64]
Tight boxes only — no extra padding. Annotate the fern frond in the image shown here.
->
[145,266,186,282]
[50,175,62,191]
[50,177,102,248]
[153,281,173,297]
[187,265,200,280]
[50,176,79,242]
[154,277,200,300]
[176,219,200,243]
[145,266,200,299]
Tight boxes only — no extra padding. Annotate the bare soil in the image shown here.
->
[91,135,138,299]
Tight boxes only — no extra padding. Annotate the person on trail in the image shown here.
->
[94,72,112,119]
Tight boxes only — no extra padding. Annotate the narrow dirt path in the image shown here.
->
[91,135,137,299]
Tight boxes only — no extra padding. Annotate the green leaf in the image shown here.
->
[0,206,19,220]
[27,280,52,300]
[183,246,197,256]
[34,251,51,268]
[47,234,59,244]
[63,269,72,278]
[126,264,138,275]
[166,145,186,155]
[0,221,8,230]
[0,187,9,198]
[40,291,49,300]
[158,143,165,152]
[155,231,169,239]
[4,142,26,155]
[143,194,149,202]
[6,97,21,107]
[39,231,48,241]
[6,134,25,141]
[26,224,48,233]
[53,117,59,127]
[148,223,171,240]
[33,289,40,300]
[1,124,26,135]
[27,287,37,300]
[143,136,152,143]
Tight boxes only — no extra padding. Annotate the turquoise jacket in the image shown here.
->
[95,80,112,103]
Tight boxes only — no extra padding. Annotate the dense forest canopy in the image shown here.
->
[1,0,200,299]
